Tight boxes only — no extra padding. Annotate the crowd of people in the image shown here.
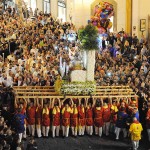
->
[0,3,149,150]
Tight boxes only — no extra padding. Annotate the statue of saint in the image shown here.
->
[72,52,83,70]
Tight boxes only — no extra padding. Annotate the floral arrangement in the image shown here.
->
[60,81,96,95]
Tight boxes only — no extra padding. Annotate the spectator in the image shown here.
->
[129,117,143,150]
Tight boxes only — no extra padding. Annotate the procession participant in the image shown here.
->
[129,117,143,150]
[85,98,94,136]
[35,98,42,138]
[129,104,139,121]
[118,99,128,111]
[14,98,27,139]
[13,108,26,143]
[115,106,128,140]
[93,99,103,137]
[102,99,111,136]
[61,99,72,138]
[127,99,140,133]
[14,98,27,115]
[70,99,78,137]
[27,100,36,137]
[78,98,85,136]
[110,99,118,133]
[42,99,51,138]
[51,98,61,138]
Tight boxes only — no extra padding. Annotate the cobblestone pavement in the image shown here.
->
[24,133,149,150]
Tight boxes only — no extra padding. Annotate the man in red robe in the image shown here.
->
[71,102,78,137]
[78,99,85,136]
[110,100,118,133]
[85,99,93,136]
[61,100,71,138]
[27,101,36,137]
[52,99,61,138]
[93,101,103,137]
[42,102,51,137]
[103,102,111,136]
[35,99,42,138]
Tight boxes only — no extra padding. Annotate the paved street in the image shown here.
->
[24,133,149,150]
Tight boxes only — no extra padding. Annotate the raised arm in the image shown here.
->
[92,98,96,107]
[61,98,66,106]
[36,98,39,107]
[78,98,81,106]
[23,98,27,108]
[100,98,103,106]
[58,98,61,108]
[70,98,74,107]
[51,98,54,108]
[109,97,112,105]
[14,97,18,108]
[41,98,43,108]
[34,98,37,106]
[116,97,120,106]
[85,98,88,108]
[49,98,52,108]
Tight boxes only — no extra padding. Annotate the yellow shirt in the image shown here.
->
[111,105,118,112]
[129,122,143,141]
[62,107,71,114]
[71,107,78,114]
[42,108,49,115]
[52,107,60,115]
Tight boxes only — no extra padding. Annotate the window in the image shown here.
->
[30,0,36,11]
[44,0,50,14]
[58,0,66,22]
[23,0,36,11]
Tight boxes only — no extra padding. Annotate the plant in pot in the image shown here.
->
[78,24,99,81]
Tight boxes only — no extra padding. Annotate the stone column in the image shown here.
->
[86,50,95,81]
[36,0,43,12]
[125,0,132,34]
[132,0,139,37]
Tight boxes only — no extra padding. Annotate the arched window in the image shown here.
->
[44,0,50,14]
[58,0,66,22]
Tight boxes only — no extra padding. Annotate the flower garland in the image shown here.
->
[60,81,96,95]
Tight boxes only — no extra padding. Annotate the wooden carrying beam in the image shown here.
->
[15,91,135,94]
[15,95,137,99]
[13,85,138,101]
[13,86,130,89]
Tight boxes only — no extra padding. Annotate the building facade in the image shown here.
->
[7,0,150,38]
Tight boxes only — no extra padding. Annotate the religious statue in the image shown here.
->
[54,75,62,94]
[72,52,83,70]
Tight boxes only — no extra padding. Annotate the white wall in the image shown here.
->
[69,0,93,28]
[133,0,149,38]
[37,0,43,12]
